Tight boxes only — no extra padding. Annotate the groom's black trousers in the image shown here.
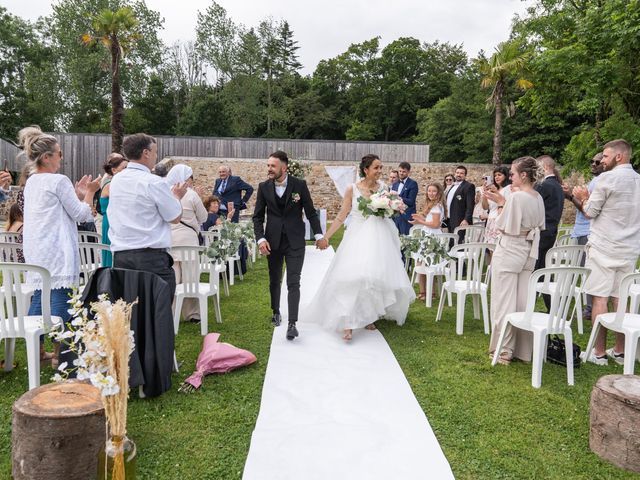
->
[268,231,305,323]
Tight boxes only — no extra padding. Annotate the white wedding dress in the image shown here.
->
[302,183,416,331]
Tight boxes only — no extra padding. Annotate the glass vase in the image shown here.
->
[97,435,137,480]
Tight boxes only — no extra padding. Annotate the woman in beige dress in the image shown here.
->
[485,157,545,365]
[168,164,208,322]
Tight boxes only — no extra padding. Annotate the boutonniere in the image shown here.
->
[456,194,462,201]
[291,192,301,203]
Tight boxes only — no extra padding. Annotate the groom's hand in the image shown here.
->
[259,241,271,255]
[316,238,329,250]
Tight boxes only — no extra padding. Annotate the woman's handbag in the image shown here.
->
[546,335,582,367]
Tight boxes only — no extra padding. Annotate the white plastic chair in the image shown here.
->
[0,263,62,390]
[411,233,457,308]
[78,231,101,243]
[453,224,485,244]
[435,242,494,335]
[78,242,110,289]
[0,241,23,263]
[536,245,588,334]
[202,231,230,296]
[554,234,576,247]
[171,246,222,336]
[492,267,589,388]
[556,226,573,238]
[0,232,21,244]
[583,272,640,375]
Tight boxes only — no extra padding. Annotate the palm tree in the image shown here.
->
[82,7,140,153]
[479,41,533,165]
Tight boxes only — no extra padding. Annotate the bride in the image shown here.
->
[303,154,416,340]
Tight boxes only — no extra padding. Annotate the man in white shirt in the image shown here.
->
[573,139,640,365]
[108,133,187,297]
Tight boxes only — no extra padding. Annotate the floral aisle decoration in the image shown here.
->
[401,234,452,266]
[204,217,243,263]
[50,293,137,480]
[287,158,311,179]
[358,190,406,219]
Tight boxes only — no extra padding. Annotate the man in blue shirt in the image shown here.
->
[563,152,604,319]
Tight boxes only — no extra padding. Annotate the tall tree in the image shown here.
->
[277,21,302,74]
[479,40,533,164]
[195,1,238,84]
[82,6,140,152]
[0,7,59,138]
[49,0,163,133]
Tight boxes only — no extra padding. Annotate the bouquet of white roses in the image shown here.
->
[357,190,406,218]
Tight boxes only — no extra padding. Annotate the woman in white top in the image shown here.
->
[167,164,208,322]
[485,157,545,365]
[409,182,446,300]
[20,126,101,367]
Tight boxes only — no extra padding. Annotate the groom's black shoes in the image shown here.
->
[286,322,299,341]
[271,313,282,327]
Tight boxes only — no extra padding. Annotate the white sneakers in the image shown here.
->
[605,348,625,366]
[580,351,608,366]
[580,348,625,366]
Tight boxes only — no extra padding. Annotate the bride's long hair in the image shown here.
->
[421,182,446,218]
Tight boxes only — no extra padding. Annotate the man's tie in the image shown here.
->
[218,179,227,194]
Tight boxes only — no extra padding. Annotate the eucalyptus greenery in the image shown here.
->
[400,233,452,266]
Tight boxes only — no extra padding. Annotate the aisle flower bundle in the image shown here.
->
[401,234,452,266]
[205,217,243,262]
[358,190,406,218]
[50,293,137,480]
[287,158,311,179]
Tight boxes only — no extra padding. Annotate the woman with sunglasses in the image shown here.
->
[442,174,455,195]
[19,126,101,368]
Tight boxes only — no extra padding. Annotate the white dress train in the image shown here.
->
[302,184,415,331]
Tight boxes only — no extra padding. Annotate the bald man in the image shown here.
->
[213,165,254,223]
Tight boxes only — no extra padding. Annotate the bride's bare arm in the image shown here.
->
[324,185,353,242]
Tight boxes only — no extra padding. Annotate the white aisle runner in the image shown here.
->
[243,247,454,480]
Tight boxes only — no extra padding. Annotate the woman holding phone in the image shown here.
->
[482,166,511,244]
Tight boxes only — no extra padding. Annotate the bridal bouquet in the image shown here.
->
[358,190,406,218]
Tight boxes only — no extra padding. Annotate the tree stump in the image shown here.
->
[590,374,640,473]
[12,380,106,480]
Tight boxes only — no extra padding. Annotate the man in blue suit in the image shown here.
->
[213,165,254,223]
[392,161,418,235]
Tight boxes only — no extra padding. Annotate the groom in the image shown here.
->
[253,151,328,340]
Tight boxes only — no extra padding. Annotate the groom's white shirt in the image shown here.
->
[257,174,324,245]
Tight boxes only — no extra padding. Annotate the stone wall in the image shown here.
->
[164,156,578,225]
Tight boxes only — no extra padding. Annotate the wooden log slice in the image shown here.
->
[590,374,640,473]
[12,380,106,480]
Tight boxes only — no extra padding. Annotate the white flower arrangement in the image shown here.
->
[287,158,311,179]
[50,292,135,397]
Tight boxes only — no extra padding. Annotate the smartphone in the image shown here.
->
[3,160,8,171]
[227,201,234,211]
[484,175,493,186]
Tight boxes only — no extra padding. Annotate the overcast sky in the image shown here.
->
[1,0,534,74]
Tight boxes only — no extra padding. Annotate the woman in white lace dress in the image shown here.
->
[303,154,415,341]
[20,126,101,367]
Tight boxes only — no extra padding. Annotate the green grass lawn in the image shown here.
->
[1,230,637,479]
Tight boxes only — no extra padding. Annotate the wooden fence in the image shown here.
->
[0,134,430,180]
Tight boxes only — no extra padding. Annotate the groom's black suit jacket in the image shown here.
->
[252,175,322,251]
